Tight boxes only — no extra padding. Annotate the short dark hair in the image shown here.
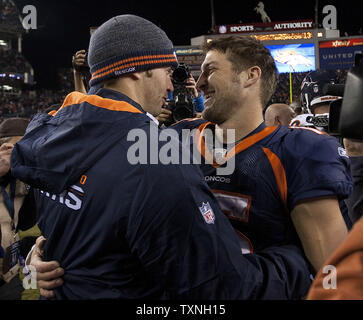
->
[203,36,278,107]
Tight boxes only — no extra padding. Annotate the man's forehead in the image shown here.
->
[201,50,227,69]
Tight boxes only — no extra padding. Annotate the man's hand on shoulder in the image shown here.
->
[30,236,64,299]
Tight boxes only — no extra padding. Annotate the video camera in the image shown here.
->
[325,53,363,140]
[163,63,195,125]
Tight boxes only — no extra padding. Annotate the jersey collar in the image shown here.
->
[194,121,278,167]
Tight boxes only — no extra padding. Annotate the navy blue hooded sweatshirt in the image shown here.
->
[11,88,311,300]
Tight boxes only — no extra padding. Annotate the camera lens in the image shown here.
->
[172,65,189,83]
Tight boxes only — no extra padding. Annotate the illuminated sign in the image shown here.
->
[319,38,363,48]
[216,20,314,34]
[319,44,363,70]
[253,32,313,41]
[175,48,203,55]
[266,43,316,73]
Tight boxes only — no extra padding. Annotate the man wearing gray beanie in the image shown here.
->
[10,14,246,300]
[11,15,310,300]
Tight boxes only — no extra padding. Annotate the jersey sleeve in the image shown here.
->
[283,129,353,210]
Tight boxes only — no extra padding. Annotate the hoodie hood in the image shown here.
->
[11,88,151,194]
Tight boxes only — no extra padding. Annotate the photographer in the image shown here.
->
[186,75,205,113]
[156,67,204,126]
[0,118,39,300]
[264,103,296,126]
[72,49,88,94]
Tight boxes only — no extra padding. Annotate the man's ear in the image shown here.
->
[244,66,262,88]
[131,70,152,80]
[130,72,143,80]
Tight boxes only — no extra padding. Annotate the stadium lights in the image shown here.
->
[317,32,323,37]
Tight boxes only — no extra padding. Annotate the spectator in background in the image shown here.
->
[72,49,88,94]
[0,118,39,300]
[186,75,205,114]
[300,69,342,117]
[264,103,296,126]
[158,74,204,125]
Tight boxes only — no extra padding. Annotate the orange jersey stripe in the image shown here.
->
[194,121,219,167]
[92,54,176,77]
[262,147,288,208]
[231,126,278,156]
[91,58,177,81]
[52,91,143,115]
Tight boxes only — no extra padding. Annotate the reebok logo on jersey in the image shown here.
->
[199,202,215,224]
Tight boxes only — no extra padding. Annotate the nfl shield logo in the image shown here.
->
[213,148,227,164]
[199,202,215,224]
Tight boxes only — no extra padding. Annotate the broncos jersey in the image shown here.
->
[10,89,314,300]
[172,119,353,253]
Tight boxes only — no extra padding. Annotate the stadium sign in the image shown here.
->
[319,38,363,48]
[319,39,363,70]
[216,20,314,34]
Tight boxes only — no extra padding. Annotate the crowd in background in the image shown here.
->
[0,47,31,73]
[0,35,351,122]
[0,90,66,118]
[0,0,20,29]
[0,67,349,122]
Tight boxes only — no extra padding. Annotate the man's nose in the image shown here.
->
[167,77,174,93]
[196,74,206,93]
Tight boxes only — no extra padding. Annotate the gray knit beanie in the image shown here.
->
[88,14,178,87]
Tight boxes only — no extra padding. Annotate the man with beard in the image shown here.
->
[172,36,352,274]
